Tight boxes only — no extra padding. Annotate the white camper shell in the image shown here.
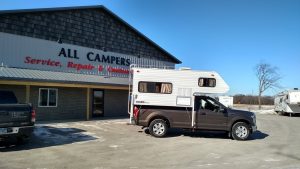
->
[274,89,300,115]
[129,67,229,124]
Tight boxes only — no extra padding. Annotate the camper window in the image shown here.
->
[138,82,172,94]
[198,78,216,87]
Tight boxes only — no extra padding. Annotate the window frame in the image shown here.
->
[138,81,173,94]
[196,97,224,113]
[198,78,216,87]
[38,88,58,107]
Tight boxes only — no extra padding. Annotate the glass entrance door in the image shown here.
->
[92,90,104,117]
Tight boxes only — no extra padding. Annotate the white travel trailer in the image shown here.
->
[274,89,300,115]
[128,67,229,124]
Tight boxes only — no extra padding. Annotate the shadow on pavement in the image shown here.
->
[0,126,98,152]
[248,130,269,140]
[144,128,269,140]
[281,113,300,117]
[174,129,229,139]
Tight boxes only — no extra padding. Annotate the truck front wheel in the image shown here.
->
[149,119,168,138]
[231,122,250,141]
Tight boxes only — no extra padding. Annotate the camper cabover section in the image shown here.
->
[131,68,229,108]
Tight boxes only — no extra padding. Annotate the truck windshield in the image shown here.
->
[0,91,18,104]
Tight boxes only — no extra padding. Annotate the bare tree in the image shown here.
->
[255,63,280,109]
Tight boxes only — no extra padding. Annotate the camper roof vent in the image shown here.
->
[179,67,191,70]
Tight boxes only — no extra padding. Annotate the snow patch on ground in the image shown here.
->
[75,123,109,132]
[109,144,120,149]
[264,158,281,162]
[233,104,276,115]
[252,109,277,115]
[33,125,103,145]
[33,119,128,145]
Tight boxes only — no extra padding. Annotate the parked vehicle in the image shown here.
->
[0,91,35,142]
[129,67,257,140]
[274,88,300,116]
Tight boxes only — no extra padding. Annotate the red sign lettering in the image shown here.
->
[24,56,61,67]
[67,61,95,71]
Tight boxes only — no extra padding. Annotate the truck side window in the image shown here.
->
[138,82,172,94]
[198,78,216,87]
[194,97,206,110]
[201,98,220,112]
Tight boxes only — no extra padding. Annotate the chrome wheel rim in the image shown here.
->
[235,126,248,138]
[153,122,165,135]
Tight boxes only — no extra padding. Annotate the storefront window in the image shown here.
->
[39,88,58,107]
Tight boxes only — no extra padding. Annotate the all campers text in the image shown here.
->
[24,48,131,74]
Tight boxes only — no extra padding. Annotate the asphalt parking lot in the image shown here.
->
[0,114,300,169]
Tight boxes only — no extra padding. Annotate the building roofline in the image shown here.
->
[0,5,105,14]
[0,5,182,64]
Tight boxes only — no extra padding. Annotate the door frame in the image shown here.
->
[92,89,105,117]
[195,96,228,130]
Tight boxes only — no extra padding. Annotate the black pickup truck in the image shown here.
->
[0,91,35,142]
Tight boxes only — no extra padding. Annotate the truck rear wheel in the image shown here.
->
[231,122,250,141]
[149,119,168,138]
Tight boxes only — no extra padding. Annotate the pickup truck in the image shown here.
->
[0,90,35,142]
[133,96,257,140]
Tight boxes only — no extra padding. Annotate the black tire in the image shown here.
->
[231,122,250,141]
[144,128,150,134]
[149,119,168,138]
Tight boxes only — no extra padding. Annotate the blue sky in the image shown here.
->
[1,0,300,96]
